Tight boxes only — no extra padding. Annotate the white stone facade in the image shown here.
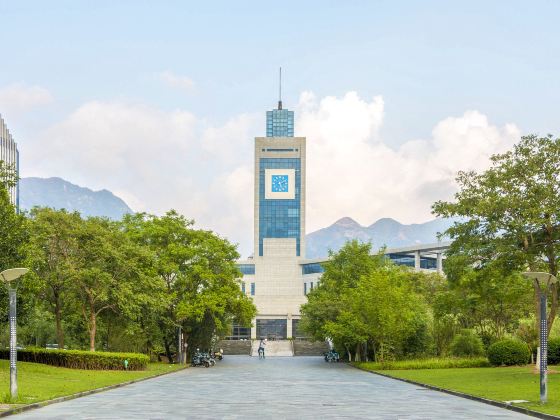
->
[243,135,308,339]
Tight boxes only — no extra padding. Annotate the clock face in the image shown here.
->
[271,175,289,192]
[265,168,295,199]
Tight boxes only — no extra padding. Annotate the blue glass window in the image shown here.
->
[237,264,255,275]
[241,282,246,294]
[266,109,294,137]
[259,158,301,256]
[302,263,325,275]
[251,282,255,296]
[304,282,307,295]
[385,253,437,270]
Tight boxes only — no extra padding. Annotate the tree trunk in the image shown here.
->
[344,344,352,362]
[89,308,97,352]
[54,299,64,348]
[355,343,361,362]
[548,284,558,334]
[164,338,173,364]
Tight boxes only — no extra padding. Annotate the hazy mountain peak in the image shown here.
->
[20,177,133,220]
[369,217,401,228]
[333,217,362,228]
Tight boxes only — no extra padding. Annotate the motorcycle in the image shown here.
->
[205,352,216,366]
[324,350,340,363]
[191,350,211,368]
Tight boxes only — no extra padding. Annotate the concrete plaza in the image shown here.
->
[14,356,532,419]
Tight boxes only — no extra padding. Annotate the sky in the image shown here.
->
[0,0,559,257]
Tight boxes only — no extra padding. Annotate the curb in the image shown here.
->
[352,365,560,420]
[0,365,189,418]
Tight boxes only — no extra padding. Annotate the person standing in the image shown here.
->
[258,338,267,359]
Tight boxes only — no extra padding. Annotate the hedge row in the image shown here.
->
[0,348,149,370]
[356,357,491,371]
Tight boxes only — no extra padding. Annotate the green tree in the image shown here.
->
[433,135,560,333]
[299,241,382,348]
[122,211,256,359]
[26,208,82,348]
[72,217,158,351]
[348,269,425,362]
[300,240,429,361]
[176,228,256,351]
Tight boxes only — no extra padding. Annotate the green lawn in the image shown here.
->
[0,360,184,409]
[360,365,560,416]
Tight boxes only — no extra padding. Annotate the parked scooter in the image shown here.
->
[191,349,211,367]
[205,352,216,366]
[324,349,340,363]
[213,349,224,361]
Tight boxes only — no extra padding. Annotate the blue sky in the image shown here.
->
[0,1,558,255]
[3,1,559,139]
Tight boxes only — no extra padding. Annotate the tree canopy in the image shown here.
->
[433,134,560,332]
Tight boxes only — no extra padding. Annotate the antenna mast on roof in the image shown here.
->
[278,67,282,110]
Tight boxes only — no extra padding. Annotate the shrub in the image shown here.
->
[450,329,485,357]
[401,315,432,358]
[355,357,490,371]
[0,348,148,370]
[548,338,560,365]
[488,339,530,366]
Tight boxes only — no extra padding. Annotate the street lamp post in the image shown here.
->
[522,271,558,404]
[1,268,29,400]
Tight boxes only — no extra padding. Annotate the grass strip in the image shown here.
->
[358,364,560,417]
[0,360,184,408]
[355,357,490,370]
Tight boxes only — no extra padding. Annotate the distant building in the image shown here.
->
[0,114,19,208]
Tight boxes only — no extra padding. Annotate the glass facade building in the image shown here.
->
[266,109,294,137]
[0,114,19,208]
[258,157,301,256]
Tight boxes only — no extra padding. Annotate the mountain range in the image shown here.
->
[19,177,132,220]
[18,177,452,256]
[305,216,453,258]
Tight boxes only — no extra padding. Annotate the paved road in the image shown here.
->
[14,356,532,419]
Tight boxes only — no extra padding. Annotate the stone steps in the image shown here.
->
[293,340,329,356]
[218,340,252,355]
[251,340,293,357]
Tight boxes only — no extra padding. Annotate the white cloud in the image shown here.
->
[298,93,520,232]
[23,91,521,257]
[24,99,258,255]
[159,71,195,92]
[0,83,53,115]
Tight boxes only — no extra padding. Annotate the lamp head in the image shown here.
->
[522,271,558,289]
[0,268,29,283]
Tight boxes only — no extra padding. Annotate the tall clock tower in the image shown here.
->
[249,99,307,339]
[254,100,305,259]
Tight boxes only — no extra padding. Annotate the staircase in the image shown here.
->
[218,340,252,355]
[251,340,294,357]
[293,340,330,356]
